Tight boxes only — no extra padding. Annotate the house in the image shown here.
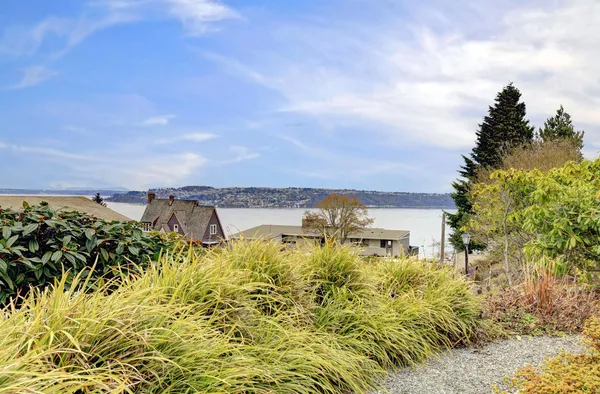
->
[140,192,225,245]
[230,219,414,257]
[0,196,131,222]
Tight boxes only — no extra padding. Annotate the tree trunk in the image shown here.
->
[503,190,512,286]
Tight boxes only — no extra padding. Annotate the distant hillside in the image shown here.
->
[107,186,455,209]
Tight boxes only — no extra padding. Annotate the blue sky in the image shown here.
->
[1,0,599,192]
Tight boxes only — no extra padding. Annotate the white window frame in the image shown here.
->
[173,224,179,233]
[209,224,217,235]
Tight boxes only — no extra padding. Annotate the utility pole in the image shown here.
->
[440,212,446,263]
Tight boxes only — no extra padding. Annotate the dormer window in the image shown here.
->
[210,224,216,235]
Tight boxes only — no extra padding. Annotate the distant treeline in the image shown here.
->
[107,186,456,208]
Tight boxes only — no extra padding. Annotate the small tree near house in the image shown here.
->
[93,193,106,207]
[303,194,374,244]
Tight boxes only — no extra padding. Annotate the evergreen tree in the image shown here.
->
[539,105,584,154]
[447,83,534,250]
[93,193,106,207]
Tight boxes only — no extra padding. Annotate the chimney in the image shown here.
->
[169,195,174,205]
[147,192,155,204]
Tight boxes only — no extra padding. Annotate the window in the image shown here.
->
[380,240,391,248]
[210,224,217,235]
[143,223,151,231]
[173,224,179,233]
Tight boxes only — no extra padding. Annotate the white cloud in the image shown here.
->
[1,0,238,59]
[141,114,177,126]
[114,152,206,188]
[155,132,218,144]
[8,66,58,89]
[180,132,217,142]
[0,140,206,189]
[208,1,600,150]
[0,141,99,161]
[167,0,240,36]
[221,145,260,164]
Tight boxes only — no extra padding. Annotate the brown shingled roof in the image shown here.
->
[0,196,132,222]
[141,198,216,241]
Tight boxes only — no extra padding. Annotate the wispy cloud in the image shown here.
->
[220,145,260,164]
[201,51,277,90]
[0,140,207,189]
[278,134,418,180]
[155,132,218,144]
[141,114,177,126]
[1,0,239,59]
[0,141,100,161]
[205,1,600,150]
[167,0,240,36]
[7,66,58,89]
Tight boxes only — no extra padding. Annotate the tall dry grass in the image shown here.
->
[485,258,600,335]
[0,240,483,393]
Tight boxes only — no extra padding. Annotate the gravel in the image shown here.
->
[374,335,585,394]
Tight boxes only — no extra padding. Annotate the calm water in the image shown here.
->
[106,203,456,258]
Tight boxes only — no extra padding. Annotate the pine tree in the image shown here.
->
[447,83,534,250]
[539,105,584,154]
[93,193,106,207]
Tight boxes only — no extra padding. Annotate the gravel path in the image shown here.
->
[375,335,585,394]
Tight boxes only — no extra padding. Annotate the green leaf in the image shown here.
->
[64,253,76,265]
[0,259,7,274]
[115,243,125,255]
[5,276,13,291]
[28,239,39,253]
[62,235,72,246]
[21,259,35,270]
[22,201,30,209]
[6,235,18,248]
[22,223,38,236]
[2,226,10,239]
[15,274,25,284]
[51,250,63,262]
[86,238,97,252]
[41,251,52,265]
[100,248,109,262]
[85,229,95,240]
[128,246,139,256]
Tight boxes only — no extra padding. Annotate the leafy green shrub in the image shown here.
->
[0,240,484,393]
[470,159,600,276]
[0,202,168,303]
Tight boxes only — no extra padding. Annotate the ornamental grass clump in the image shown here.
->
[0,240,483,393]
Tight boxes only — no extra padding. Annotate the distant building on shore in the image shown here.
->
[140,192,225,246]
[0,195,131,222]
[230,219,416,257]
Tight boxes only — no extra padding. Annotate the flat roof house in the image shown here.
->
[0,196,132,222]
[230,221,413,257]
[140,192,225,246]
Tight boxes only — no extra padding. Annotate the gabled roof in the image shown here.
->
[230,225,409,241]
[141,199,215,241]
[0,196,131,222]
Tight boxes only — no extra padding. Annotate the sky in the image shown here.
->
[1,0,599,192]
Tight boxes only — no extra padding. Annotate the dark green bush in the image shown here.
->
[0,202,168,303]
